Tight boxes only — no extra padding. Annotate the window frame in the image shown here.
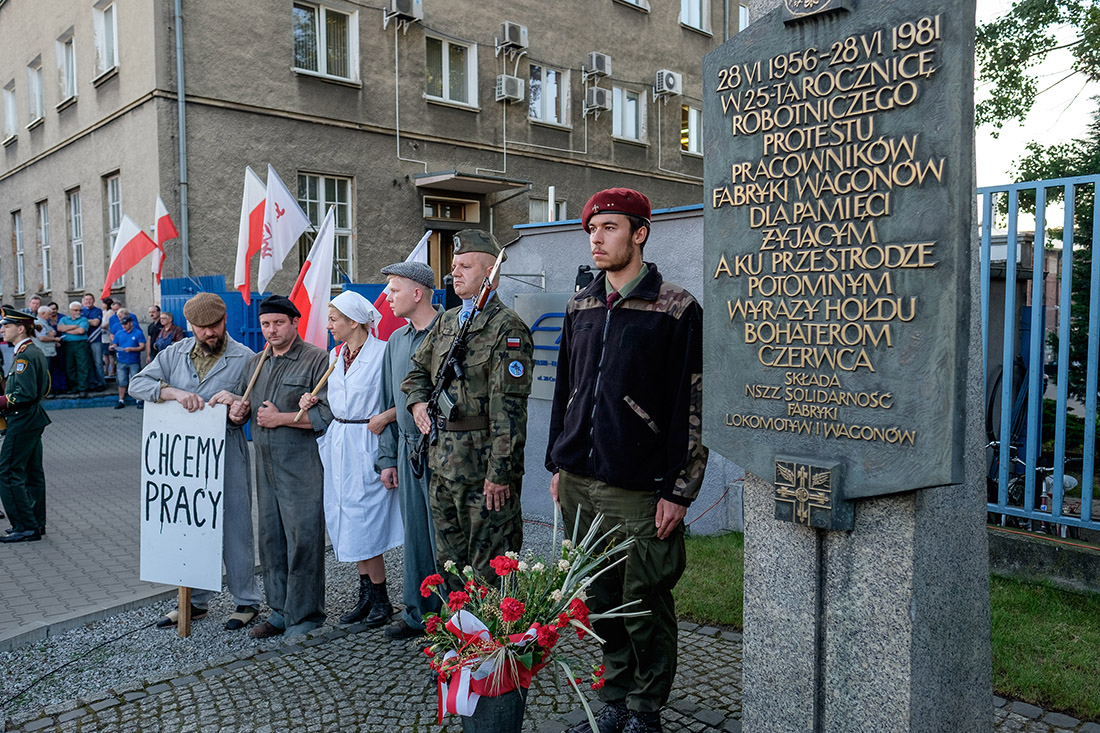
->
[2,81,17,142]
[26,61,44,126]
[105,173,122,287]
[528,197,567,224]
[612,85,647,143]
[297,172,354,289]
[681,104,702,156]
[680,0,710,33]
[738,2,750,31]
[424,35,479,109]
[292,2,360,84]
[56,32,78,105]
[528,63,570,128]
[613,0,651,11]
[37,201,51,293]
[68,189,84,290]
[13,211,25,295]
[93,1,119,79]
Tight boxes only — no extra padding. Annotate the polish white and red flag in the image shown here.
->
[257,165,311,295]
[102,215,158,300]
[372,230,432,340]
[151,196,178,285]
[289,206,336,349]
[233,166,267,305]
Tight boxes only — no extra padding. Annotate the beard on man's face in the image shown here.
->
[198,332,226,356]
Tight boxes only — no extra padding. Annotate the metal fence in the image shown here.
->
[979,175,1099,536]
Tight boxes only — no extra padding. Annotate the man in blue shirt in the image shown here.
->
[81,293,106,390]
[58,302,92,397]
[111,314,146,409]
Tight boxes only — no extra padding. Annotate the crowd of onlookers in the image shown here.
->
[2,293,187,408]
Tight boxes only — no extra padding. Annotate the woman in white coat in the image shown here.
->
[299,290,403,626]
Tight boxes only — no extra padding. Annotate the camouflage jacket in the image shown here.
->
[402,295,533,487]
[546,264,708,506]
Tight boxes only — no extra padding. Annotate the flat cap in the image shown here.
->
[182,292,227,327]
[452,229,506,261]
[381,261,436,290]
[0,307,35,327]
[581,188,652,231]
[258,294,301,319]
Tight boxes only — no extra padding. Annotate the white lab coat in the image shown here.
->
[317,337,404,562]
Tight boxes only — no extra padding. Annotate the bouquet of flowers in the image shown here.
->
[421,514,645,726]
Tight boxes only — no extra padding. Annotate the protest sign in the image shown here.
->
[139,400,227,591]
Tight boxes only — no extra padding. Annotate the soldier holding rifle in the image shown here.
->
[402,230,533,588]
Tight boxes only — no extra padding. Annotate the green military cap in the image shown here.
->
[0,307,35,327]
[452,229,507,261]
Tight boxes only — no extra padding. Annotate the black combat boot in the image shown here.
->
[339,574,373,625]
[362,580,394,628]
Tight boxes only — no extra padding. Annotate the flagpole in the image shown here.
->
[293,342,343,423]
[240,344,270,403]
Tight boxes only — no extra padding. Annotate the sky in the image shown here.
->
[974,0,1099,188]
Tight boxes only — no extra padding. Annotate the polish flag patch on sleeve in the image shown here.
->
[507,337,521,349]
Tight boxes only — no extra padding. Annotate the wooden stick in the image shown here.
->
[240,343,270,403]
[177,586,191,639]
[293,343,342,422]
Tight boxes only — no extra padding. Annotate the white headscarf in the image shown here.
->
[330,290,381,327]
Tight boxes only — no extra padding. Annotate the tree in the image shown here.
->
[977,0,1100,403]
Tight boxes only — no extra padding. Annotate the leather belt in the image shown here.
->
[436,415,490,431]
[334,417,372,424]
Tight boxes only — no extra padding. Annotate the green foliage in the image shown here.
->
[976,0,1100,132]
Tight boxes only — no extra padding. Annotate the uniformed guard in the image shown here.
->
[402,229,533,587]
[0,308,52,544]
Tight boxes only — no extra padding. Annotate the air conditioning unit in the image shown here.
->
[585,87,612,113]
[387,0,423,21]
[586,52,612,77]
[495,74,525,103]
[499,21,528,50]
[654,69,683,96]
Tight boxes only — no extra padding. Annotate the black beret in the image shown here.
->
[258,295,301,319]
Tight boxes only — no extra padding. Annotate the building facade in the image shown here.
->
[0,0,749,309]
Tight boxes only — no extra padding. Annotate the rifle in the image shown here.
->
[410,246,507,479]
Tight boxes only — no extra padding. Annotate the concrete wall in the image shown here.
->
[499,206,745,534]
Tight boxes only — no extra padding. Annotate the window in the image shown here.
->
[26,62,44,123]
[612,86,646,142]
[37,202,50,292]
[298,173,352,288]
[56,33,77,102]
[426,36,477,106]
[105,173,122,286]
[529,64,568,126]
[616,0,651,9]
[293,3,358,81]
[681,0,708,31]
[2,81,16,141]
[529,198,566,223]
[681,105,702,154]
[739,2,750,30]
[93,2,119,76]
[68,190,84,289]
[13,211,25,294]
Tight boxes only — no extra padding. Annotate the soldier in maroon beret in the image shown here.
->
[549,188,709,733]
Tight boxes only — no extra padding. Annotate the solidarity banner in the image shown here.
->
[139,401,227,591]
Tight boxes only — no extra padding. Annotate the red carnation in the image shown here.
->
[557,612,571,629]
[537,623,560,650]
[592,678,606,690]
[490,555,520,577]
[448,591,470,612]
[420,574,444,598]
[423,647,435,658]
[500,597,525,622]
[426,616,441,634]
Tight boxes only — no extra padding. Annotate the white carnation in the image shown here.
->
[561,540,573,550]
[532,563,545,572]
[463,565,473,575]
[517,561,529,572]
[444,560,457,572]
[558,559,571,571]
[506,551,519,560]
[551,589,564,602]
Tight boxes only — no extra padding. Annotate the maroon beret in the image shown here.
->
[581,188,652,231]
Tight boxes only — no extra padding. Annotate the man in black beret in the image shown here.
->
[223,294,332,638]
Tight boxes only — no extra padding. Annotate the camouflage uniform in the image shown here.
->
[402,294,533,586]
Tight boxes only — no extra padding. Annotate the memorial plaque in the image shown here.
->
[702,0,975,501]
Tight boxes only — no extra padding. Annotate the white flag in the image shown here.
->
[289,206,336,349]
[257,165,311,294]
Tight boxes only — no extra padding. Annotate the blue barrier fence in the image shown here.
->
[979,175,1099,536]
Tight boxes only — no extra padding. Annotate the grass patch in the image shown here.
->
[674,531,1100,721]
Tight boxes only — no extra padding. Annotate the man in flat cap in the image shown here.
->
[226,294,331,638]
[374,260,444,639]
[548,189,708,733]
[130,293,263,629]
[402,230,533,588]
[0,308,51,544]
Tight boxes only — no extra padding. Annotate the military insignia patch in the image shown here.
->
[14,360,26,373]
[506,337,521,349]
[508,360,524,377]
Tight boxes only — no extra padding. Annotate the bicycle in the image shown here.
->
[987,440,1084,538]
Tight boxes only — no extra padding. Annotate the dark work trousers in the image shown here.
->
[62,341,92,392]
[0,424,46,532]
[557,469,686,713]
[396,430,440,629]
